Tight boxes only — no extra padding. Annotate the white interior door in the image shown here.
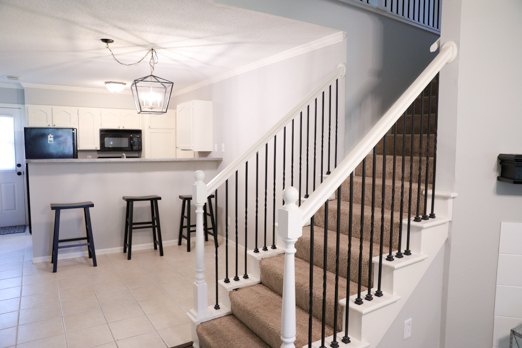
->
[0,107,26,227]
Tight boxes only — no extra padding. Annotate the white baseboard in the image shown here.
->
[32,239,179,263]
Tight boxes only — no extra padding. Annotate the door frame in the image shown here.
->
[0,103,29,227]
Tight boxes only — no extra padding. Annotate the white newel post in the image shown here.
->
[192,170,211,320]
[278,187,302,348]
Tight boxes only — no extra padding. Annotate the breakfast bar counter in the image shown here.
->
[26,158,222,262]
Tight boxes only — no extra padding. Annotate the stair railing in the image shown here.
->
[189,63,347,323]
[279,40,457,347]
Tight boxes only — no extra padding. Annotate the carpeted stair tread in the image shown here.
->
[376,134,435,157]
[230,284,332,348]
[260,254,363,331]
[296,226,380,285]
[197,315,270,348]
[340,175,427,214]
[355,154,434,184]
[406,95,437,114]
[315,200,401,249]
[394,114,437,134]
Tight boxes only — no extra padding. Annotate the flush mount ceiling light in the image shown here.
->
[104,81,126,93]
[101,38,174,114]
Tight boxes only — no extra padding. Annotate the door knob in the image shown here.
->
[17,172,22,176]
[16,163,21,168]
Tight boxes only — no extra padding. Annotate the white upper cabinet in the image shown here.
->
[101,109,122,129]
[52,106,78,127]
[26,105,53,127]
[176,100,212,152]
[122,110,141,129]
[78,108,101,150]
[26,105,78,128]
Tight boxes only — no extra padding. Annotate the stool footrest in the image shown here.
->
[58,243,90,249]
[131,224,159,230]
[59,237,88,243]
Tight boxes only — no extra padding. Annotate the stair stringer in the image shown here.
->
[340,191,456,347]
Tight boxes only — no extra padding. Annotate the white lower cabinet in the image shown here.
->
[78,108,101,150]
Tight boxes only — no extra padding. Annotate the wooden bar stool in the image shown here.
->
[122,195,163,260]
[50,201,97,273]
[178,194,216,252]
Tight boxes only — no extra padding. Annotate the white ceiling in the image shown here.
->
[0,0,339,92]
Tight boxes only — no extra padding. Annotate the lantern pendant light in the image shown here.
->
[102,39,174,114]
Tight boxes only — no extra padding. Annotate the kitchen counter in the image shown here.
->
[27,158,222,262]
[27,157,222,164]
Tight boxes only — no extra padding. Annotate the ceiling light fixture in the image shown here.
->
[101,38,173,114]
[104,81,126,93]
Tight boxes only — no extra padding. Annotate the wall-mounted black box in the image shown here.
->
[498,154,522,184]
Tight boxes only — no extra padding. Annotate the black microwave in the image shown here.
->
[99,129,142,152]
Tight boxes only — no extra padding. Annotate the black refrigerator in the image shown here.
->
[24,127,78,159]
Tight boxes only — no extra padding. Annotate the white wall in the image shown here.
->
[439,1,522,347]
[215,0,439,153]
[170,40,346,248]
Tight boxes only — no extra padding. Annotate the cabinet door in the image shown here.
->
[148,129,176,158]
[122,110,140,129]
[52,106,78,127]
[101,109,122,129]
[149,113,176,129]
[26,105,52,127]
[78,108,101,150]
[176,103,193,150]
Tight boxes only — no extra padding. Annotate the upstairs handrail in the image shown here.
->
[206,63,347,194]
[299,41,458,224]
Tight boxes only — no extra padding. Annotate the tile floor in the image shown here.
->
[0,230,222,348]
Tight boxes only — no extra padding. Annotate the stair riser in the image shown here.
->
[354,156,434,185]
[314,205,401,250]
[376,134,435,157]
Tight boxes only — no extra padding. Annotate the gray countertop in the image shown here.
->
[26,157,223,164]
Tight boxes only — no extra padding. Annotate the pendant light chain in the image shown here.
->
[104,42,158,74]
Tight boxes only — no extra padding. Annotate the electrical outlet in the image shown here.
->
[404,318,412,339]
[221,143,225,152]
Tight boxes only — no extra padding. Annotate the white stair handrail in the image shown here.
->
[206,63,346,194]
[299,41,458,224]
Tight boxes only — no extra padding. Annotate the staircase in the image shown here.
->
[187,41,458,348]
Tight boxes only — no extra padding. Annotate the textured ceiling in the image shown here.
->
[0,0,339,91]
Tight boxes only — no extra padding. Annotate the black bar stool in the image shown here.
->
[178,194,217,252]
[50,201,97,273]
[123,195,163,260]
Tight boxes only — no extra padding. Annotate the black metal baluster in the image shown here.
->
[331,186,342,347]
[321,200,328,347]
[263,143,268,252]
[405,101,415,256]
[254,153,259,253]
[437,0,441,29]
[299,112,303,206]
[376,136,386,297]
[342,173,354,343]
[214,189,220,309]
[423,80,432,220]
[224,180,230,283]
[272,135,277,249]
[314,99,318,191]
[413,0,416,21]
[414,89,424,222]
[366,149,376,301]
[244,162,249,279]
[355,158,366,305]
[308,216,315,348]
[430,75,439,218]
[305,105,310,198]
[321,92,325,183]
[335,79,339,169]
[327,85,332,175]
[234,171,240,281]
[387,125,397,262]
[396,112,407,259]
[402,0,406,16]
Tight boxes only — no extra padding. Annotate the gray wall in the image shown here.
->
[215,0,438,153]
[0,87,24,105]
[438,1,522,347]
